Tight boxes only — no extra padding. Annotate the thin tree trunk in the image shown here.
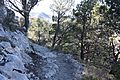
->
[80,30,84,60]
[22,0,29,32]
[24,13,29,32]
[52,11,60,48]
[38,31,41,45]
[80,18,86,60]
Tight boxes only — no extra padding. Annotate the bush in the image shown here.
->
[110,61,120,80]
[81,75,99,80]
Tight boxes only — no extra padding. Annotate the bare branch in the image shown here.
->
[51,0,75,13]
[6,0,24,16]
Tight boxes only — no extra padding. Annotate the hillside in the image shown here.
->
[0,5,84,80]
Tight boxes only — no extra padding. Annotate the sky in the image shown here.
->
[15,0,81,18]
[30,0,80,15]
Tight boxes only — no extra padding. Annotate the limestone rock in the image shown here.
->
[0,6,7,24]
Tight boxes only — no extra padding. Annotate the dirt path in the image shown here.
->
[30,43,84,80]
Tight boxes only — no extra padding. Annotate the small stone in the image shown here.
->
[0,55,3,61]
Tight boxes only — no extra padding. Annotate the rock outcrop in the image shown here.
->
[0,2,84,80]
[0,0,7,24]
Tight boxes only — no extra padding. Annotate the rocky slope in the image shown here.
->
[0,3,84,80]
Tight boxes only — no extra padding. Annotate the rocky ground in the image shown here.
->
[0,23,84,80]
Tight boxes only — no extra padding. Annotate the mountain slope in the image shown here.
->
[0,5,84,80]
[30,12,51,19]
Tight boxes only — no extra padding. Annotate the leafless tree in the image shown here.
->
[50,0,75,48]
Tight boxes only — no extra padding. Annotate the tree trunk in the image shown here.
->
[22,0,29,32]
[38,30,41,45]
[80,18,86,60]
[80,30,84,60]
[24,13,29,32]
[52,11,60,48]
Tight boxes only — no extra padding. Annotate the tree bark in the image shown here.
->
[24,12,29,32]
[80,27,84,60]
[80,18,86,60]
[52,11,60,48]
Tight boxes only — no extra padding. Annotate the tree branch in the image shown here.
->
[7,0,24,16]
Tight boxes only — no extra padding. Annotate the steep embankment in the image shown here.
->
[0,5,84,80]
[0,24,32,80]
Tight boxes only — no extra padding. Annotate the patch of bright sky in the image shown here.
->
[30,0,53,16]
[15,0,81,17]
[30,0,80,17]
